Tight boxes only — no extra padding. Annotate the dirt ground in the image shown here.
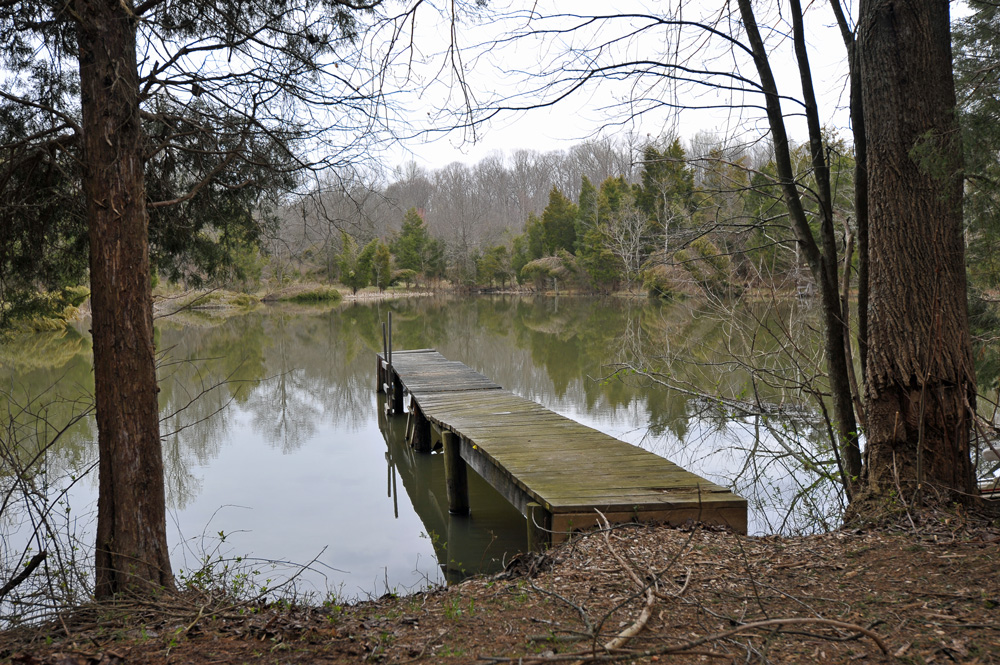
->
[3,512,999,665]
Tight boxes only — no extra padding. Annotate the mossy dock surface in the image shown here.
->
[378,349,747,544]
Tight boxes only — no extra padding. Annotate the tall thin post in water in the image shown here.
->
[380,322,388,393]
[387,312,393,412]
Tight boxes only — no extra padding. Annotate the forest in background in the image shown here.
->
[264,132,846,299]
[5,8,1000,322]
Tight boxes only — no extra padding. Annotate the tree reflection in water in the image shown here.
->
[1,295,898,607]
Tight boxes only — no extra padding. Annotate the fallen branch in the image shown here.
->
[602,585,655,652]
[483,616,889,663]
[648,616,891,658]
[582,512,657,659]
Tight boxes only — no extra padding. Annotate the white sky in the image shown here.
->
[380,1,858,172]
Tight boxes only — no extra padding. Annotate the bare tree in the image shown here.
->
[603,193,652,288]
[509,149,552,221]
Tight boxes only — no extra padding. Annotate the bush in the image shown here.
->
[280,287,343,303]
[3,286,91,332]
[674,238,736,297]
[520,252,582,292]
[642,263,678,299]
[393,269,418,288]
[231,293,261,308]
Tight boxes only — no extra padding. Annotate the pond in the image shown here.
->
[0,295,842,607]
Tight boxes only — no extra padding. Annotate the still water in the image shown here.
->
[0,295,839,601]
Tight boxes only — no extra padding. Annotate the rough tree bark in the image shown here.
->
[76,0,173,597]
[859,0,975,501]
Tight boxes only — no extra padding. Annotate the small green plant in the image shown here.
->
[437,644,467,657]
[176,531,276,601]
[512,580,530,604]
[443,595,474,621]
[164,625,185,656]
[323,594,345,619]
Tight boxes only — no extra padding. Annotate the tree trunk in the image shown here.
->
[859,0,975,501]
[829,0,870,386]
[738,0,861,491]
[76,0,173,597]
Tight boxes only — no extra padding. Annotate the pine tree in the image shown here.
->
[373,241,392,292]
[540,187,579,254]
[392,208,431,275]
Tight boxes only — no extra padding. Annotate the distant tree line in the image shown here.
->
[276,133,862,299]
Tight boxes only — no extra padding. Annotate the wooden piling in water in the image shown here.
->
[443,431,469,515]
[407,402,432,453]
[387,313,405,413]
[379,322,388,393]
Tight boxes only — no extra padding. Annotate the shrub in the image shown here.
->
[281,287,343,303]
[520,256,575,291]
[393,269,418,288]
[674,238,737,297]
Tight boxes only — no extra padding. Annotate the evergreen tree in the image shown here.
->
[742,160,794,281]
[596,176,631,222]
[392,207,430,275]
[511,234,530,282]
[524,213,546,260]
[860,0,974,503]
[425,236,448,281]
[576,175,599,251]
[540,186,579,254]
[477,244,512,288]
[373,240,392,292]
[0,0,404,598]
[338,232,371,295]
[578,226,623,293]
[955,1,1000,288]
[356,240,378,289]
[636,140,695,251]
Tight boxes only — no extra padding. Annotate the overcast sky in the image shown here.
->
[380,1,858,171]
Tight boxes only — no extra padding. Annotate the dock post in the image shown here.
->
[378,323,388,393]
[386,314,405,412]
[391,382,405,414]
[526,502,552,552]
[442,431,469,515]
[408,403,432,453]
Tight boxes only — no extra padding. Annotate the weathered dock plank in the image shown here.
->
[378,349,747,545]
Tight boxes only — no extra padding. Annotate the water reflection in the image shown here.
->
[381,295,847,535]
[377,394,526,582]
[1,295,858,603]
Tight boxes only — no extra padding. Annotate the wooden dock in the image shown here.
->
[377,349,747,547]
